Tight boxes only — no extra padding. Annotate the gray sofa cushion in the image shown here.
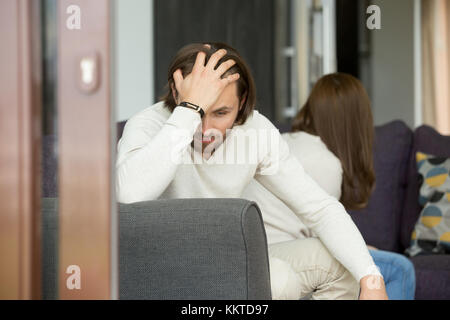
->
[41,197,271,300]
[119,198,271,299]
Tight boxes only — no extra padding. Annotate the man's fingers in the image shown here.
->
[192,51,207,72]
[221,72,240,85]
[207,49,227,71]
[215,59,236,76]
[172,69,184,90]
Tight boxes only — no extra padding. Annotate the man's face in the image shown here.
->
[192,82,242,154]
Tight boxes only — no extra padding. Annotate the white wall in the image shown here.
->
[113,0,154,122]
[370,0,416,128]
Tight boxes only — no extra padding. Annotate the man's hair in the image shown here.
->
[291,73,375,211]
[161,42,256,125]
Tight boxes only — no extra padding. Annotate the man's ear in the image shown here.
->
[239,92,248,110]
[170,82,178,104]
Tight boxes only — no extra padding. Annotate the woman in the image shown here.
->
[116,43,387,300]
[243,73,415,299]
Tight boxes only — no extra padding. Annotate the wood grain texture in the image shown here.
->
[58,0,114,299]
[0,0,42,300]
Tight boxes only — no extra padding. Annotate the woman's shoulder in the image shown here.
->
[282,131,343,199]
[282,131,342,172]
[282,131,320,145]
[283,131,328,152]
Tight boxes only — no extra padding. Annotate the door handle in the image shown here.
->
[77,52,100,94]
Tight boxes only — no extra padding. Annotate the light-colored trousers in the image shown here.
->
[268,237,360,300]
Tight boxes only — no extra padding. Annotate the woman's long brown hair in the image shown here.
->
[291,73,375,210]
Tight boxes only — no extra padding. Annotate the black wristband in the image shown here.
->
[178,101,205,118]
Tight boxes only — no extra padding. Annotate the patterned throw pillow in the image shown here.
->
[405,152,450,257]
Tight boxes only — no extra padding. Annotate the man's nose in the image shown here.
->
[202,118,212,135]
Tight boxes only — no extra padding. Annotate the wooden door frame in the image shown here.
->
[58,0,117,299]
[0,0,42,300]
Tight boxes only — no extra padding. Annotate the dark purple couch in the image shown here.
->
[43,119,450,300]
[273,120,450,300]
[347,121,450,300]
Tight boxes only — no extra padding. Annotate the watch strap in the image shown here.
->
[178,101,205,118]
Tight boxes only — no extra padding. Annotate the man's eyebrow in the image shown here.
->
[212,106,232,112]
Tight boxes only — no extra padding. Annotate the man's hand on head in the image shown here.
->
[172,49,240,113]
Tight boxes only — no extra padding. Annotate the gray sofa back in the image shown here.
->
[41,197,272,300]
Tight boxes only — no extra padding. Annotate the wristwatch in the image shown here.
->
[178,101,205,118]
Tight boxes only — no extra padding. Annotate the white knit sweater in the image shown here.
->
[116,101,378,281]
[242,131,344,244]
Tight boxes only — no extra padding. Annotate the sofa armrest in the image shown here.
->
[119,198,271,299]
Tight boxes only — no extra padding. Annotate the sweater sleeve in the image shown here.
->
[116,107,201,203]
[254,116,381,282]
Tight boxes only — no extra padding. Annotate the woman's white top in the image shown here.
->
[116,101,379,281]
